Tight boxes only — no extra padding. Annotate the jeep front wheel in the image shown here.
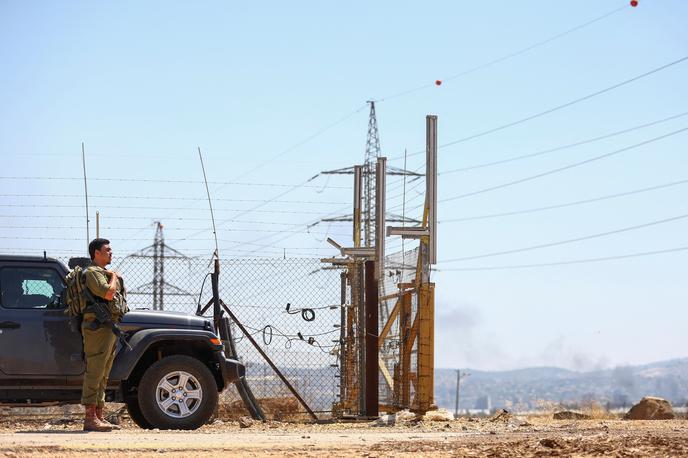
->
[137,355,218,430]
[125,396,154,429]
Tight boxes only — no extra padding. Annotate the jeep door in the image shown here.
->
[0,263,85,377]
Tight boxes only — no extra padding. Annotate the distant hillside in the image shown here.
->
[435,358,688,412]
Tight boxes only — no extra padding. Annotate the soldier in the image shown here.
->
[81,238,129,432]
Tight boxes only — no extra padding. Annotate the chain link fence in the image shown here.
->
[54,253,343,420]
[47,242,421,419]
[378,246,420,409]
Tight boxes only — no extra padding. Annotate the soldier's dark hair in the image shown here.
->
[88,238,111,260]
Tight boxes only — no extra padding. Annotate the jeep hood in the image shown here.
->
[120,309,213,332]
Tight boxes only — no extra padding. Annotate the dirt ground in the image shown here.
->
[0,412,686,457]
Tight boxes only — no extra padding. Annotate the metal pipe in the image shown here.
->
[353,165,362,248]
[339,271,347,407]
[426,116,437,265]
[211,259,221,333]
[375,157,386,280]
[357,262,366,415]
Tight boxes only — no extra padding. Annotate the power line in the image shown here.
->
[375,3,628,103]
[107,104,363,250]
[8,105,366,165]
[161,106,364,247]
[0,246,331,255]
[0,214,338,224]
[174,176,346,243]
[440,111,688,175]
[393,55,688,160]
[0,235,349,242]
[0,203,334,215]
[232,104,368,181]
[127,103,364,246]
[0,193,348,205]
[222,207,349,256]
[440,178,688,223]
[0,176,351,189]
[438,246,688,271]
[439,126,688,203]
[441,212,688,263]
[0,225,351,235]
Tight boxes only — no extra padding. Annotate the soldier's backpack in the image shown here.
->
[65,266,88,317]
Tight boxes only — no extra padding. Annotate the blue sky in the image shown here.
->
[1,0,686,371]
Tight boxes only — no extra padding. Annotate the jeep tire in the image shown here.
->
[125,396,154,429]
[137,355,218,430]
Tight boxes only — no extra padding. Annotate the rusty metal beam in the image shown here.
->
[378,356,394,390]
[378,298,400,348]
[400,292,415,408]
[364,260,379,417]
[415,283,435,412]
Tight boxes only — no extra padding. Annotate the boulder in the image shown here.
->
[422,408,454,422]
[238,416,254,428]
[539,438,561,449]
[373,409,417,426]
[624,397,675,420]
[395,409,417,423]
[553,410,591,420]
[374,414,396,426]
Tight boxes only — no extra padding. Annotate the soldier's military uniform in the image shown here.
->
[81,263,128,426]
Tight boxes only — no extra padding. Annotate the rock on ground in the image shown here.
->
[624,396,676,420]
[490,409,512,422]
[238,416,254,428]
[553,410,592,420]
[422,409,454,422]
[374,409,417,426]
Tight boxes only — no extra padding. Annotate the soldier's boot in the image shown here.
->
[96,406,121,430]
[83,405,113,432]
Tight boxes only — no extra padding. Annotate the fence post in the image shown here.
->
[415,282,435,412]
[364,260,379,417]
[353,261,365,415]
[400,289,413,409]
[339,271,347,409]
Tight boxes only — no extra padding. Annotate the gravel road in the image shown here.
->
[1,415,686,457]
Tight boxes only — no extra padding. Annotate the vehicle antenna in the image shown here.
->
[198,147,220,261]
[82,142,90,250]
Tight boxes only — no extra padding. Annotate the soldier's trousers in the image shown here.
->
[81,315,118,406]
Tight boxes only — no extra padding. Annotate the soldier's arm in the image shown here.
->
[84,269,116,301]
[103,272,118,301]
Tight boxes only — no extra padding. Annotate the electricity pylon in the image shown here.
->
[127,222,193,310]
[321,101,422,245]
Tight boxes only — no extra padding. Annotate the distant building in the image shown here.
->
[475,395,492,411]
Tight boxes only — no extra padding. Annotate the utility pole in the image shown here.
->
[454,370,470,418]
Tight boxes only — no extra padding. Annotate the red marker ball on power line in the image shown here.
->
[435,80,442,86]
[630,0,638,6]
